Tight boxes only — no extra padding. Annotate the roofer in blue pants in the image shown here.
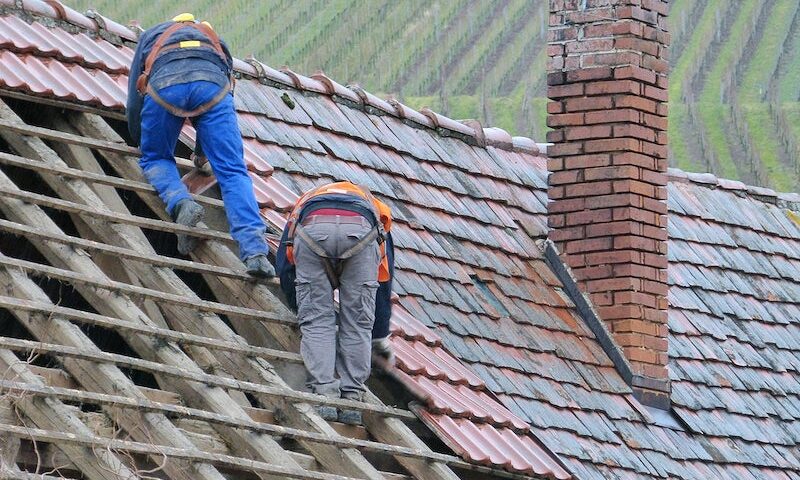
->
[126,13,274,278]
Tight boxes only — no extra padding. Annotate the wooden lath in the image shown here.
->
[0,100,463,479]
[0,101,311,479]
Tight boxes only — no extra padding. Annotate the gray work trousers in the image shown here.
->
[294,215,380,400]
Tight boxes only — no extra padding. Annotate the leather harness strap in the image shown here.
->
[295,224,379,289]
[136,21,233,118]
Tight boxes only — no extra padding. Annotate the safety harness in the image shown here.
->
[286,183,391,288]
[136,21,233,118]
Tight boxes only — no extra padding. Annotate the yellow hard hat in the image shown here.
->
[172,12,195,22]
[201,20,214,30]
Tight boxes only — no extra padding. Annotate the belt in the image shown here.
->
[300,215,368,226]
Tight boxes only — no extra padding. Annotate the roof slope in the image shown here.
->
[0,2,567,479]
[1,1,799,480]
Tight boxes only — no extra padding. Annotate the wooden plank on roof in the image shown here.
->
[0,423,361,480]
[0,350,140,480]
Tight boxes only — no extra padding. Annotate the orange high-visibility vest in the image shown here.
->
[286,182,392,282]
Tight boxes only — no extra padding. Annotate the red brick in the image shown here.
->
[564,7,614,24]
[613,235,658,252]
[642,196,668,214]
[641,112,668,130]
[564,96,613,112]
[547,112,585,127]
[585,79,642,96]
[616,5,658,25]
[614,94,658,113]
[582,51,641,68]
[548,26,578,42]
[548,197,586,213]
[643,306,669,324]
[565,38,614,54]
[548,214,566,228]
[613,124,657,142]
[622,347,661,365]
[613,179,657,197]
[585,249,642,266]
[594,193,644,209]
[566,181,614,198]
[641,53,668,73]
[548,44,565,57]
[546,129,565,143]
[547,101,564,114]
[566,66,613,82]
[643,84,668,102]
[586,276,640,293]
[549,170,581,185]
[641,140,667,158]
[612,151,657,169]
[549,82,585,98]
[614,36,660,56]
[584,137,640,153]
[642,279,669,296]
[548,142,583,157]
[549,226,586,242]
[547,71,566,86]
[584,20,643,38]
[565,237,614,254]
[565,124,613,140]
[590,291,614,306]
[572,264,614,280]
[643,252,669,269]
[597,304,643,320]
[640,168,668,185]
[565,208,613,226]
[586,220,639,237]
[612,319,661,336]
[564,154,611,169]
[614,65,658,85]
[548,185,566,199]
[613,263,665,282]
[584,165,639,181]
[612,206,659,226]
[641,334,668,352]
[585,108,640,125]
[547,157,564,171]
[642,0,670,15]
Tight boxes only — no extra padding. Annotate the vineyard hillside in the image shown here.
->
[68,0,800,191]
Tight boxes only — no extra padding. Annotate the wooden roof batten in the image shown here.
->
[0,97,505,479]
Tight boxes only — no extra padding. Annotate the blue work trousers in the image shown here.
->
[139,81,269,260]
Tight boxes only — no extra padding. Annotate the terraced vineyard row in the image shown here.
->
[69,0,800,191]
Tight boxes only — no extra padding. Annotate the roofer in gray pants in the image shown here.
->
[276,182,395,424]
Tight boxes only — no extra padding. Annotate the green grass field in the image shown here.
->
[68,0,800,191]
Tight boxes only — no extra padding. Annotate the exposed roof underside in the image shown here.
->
[0,1,799,480]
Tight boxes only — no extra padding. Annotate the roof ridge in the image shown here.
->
[4,0,542,156]
[667,167,800,208]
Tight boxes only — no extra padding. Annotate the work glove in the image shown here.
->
[191,152,212,175]
[371,336,395,367]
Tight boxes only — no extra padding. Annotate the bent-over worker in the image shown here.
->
[127,13,274,278]
[276,182,395,424]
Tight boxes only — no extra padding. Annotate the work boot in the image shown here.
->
[172,199,204,255]
[338,393,363,425]
[244,254,276,278]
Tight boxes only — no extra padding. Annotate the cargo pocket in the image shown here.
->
[295,281,313,328]
[357,281,379,329]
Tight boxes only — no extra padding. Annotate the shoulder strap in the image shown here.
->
[137,22,231,95]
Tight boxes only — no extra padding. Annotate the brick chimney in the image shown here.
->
[546,0,670,407]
